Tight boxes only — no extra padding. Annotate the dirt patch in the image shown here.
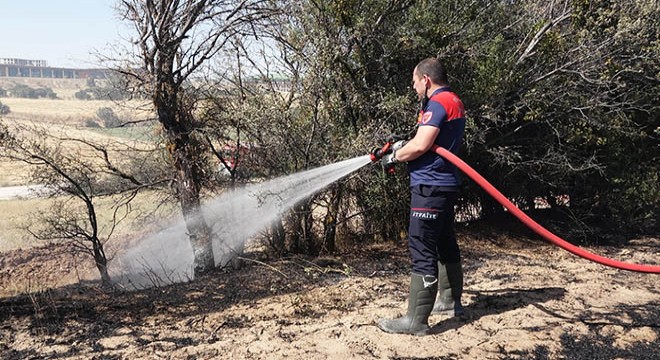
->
[1,232,658,359]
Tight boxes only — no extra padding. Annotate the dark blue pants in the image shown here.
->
[408,185,460,276]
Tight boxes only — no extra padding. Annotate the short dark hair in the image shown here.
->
[415,57,448,85]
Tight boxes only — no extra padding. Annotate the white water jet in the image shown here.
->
[110,155,372,289]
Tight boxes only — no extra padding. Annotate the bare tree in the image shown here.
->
[0,123,170,287]
[115,0,278,275]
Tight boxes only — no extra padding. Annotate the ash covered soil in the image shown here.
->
[1,227,658,359]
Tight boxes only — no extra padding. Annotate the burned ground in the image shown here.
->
[1,225,658,359]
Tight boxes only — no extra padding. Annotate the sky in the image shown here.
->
[0,0,129,68]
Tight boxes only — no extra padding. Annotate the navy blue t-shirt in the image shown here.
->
[408,87,466,187]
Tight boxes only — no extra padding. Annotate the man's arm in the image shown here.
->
[393,125,439,162]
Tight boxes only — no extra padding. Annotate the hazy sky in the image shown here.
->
[0,0,128,68]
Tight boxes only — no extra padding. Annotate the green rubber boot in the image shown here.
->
[378,273,438,335]
[431,261,464,316]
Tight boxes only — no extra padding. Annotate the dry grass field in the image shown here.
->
[1,77,157,251]
[1,77,152,125]
[0,160,31,187]
[3,98,128,125]
[0,189,173,253]
[0,197,50,251]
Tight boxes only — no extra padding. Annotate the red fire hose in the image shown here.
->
[432,145,660,274]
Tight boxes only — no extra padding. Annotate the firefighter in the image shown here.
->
[377,57,466,335]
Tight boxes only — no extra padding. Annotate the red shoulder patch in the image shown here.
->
[421,111,433,124]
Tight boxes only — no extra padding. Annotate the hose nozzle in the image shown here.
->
[370,141,392,162]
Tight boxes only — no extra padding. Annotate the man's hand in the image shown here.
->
[383,152,398,166]
[382,151,399,174]
[391,140,407,152]
[370,146,389,162]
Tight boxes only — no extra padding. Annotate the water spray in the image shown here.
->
[110,155,372,289]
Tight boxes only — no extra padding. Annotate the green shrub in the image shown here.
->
[0,101,9,115]
[84,118,101,128]
[96,107,121,128]
[75,89,92,100]
[10,84,57,99]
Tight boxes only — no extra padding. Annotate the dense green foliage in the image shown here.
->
[223,0,658,248]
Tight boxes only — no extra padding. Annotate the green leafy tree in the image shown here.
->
[10,84,37,98]
[269,1,418,246]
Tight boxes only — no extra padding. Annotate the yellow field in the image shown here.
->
[1,76,152,124]
[0,160,31,187]
[0,190,176,252]
[0,197,50,251]
[0,78,164,252]
[0,114,159,187]
[2,97,152,126]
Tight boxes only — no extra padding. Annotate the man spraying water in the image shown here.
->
[371,57,467,336]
